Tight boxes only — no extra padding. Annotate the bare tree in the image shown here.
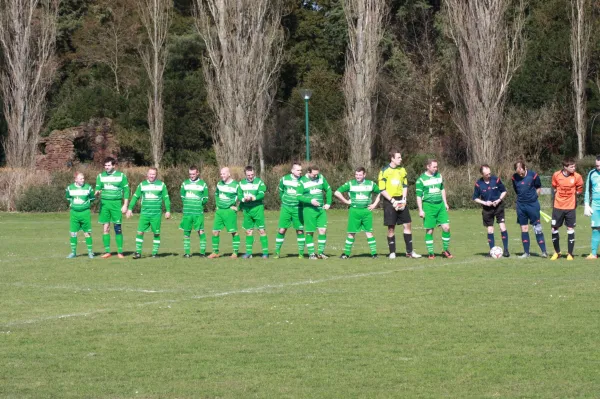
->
[0,0,59,168]
[570,0,592,159]
[194,0,285,166]
[137,0,172,168]
[73,0,140,96]
[343,0,387,169]
[445,0,526,165]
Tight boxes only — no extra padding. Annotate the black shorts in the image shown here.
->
[383,197,412,226]
[551,208,576,229]
[482,202,506,227]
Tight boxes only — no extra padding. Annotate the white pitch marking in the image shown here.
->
[2,259,478,328]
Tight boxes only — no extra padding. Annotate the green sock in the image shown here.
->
[318,233,326,255]
[152,234,160,255]
[275,232,285,253]
[199,232,207,255]
[425,233,434,254]
[115,233,124,254]
[442,231,451,251]
[367,236,377,255]
[297,233,305,255]
[70,235,77,254]
[344,236,355,256]
[306,234,315,255]
[260,235,269,255]
[232,235,240,255]
[245,235,254,255]
[103,233,110,252]
[183,231,191,255]
[85,236,93,253]
[212,235,220,254]
[136,233,144,253]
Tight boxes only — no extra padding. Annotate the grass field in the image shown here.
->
[1,209,600,398]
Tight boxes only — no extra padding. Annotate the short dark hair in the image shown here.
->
[426,158,437,167]
[148,167,158,173]
[514,159,526,170]
[480,164,490,174]
[596,155,600,162]
[355,166,366,174]
[292,161,302,169]
[103,157,116,165]
[562,158,575,167]
[189,165,198,172]
[245,165,255,172]
[307,165,319,173]
[389,149,401,160]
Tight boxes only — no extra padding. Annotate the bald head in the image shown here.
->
[220,167,231,182]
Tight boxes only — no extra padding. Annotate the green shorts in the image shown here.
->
[137,214,162,234]
[303,206,327,232]
[347,207,373,233]
[70,209,92,233]
[98,200,123,224]
[213,208,238,233]
[278,205,304,230]
[242,205,266,230]
[179,214,205,231]
[423,202,449,229]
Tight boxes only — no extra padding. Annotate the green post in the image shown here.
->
[304,97,310,161]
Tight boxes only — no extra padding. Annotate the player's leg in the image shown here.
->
[196,214,207,256]
[150,217,162,257]
[110,204,125,257]
[341,232,356,259]
[565,210,576,259]
[275,207,292,257]
[495,203,509,256]
[436,205,451,257]
[400,209,419,258]
[99,202,112,255]
[254,206,268,258]
[483,207,495,249]
[293,207,305,258]
[134,216,150,258]
[303,208,317,258]
[589,209,600,258]
[242,209,255,258]
[363,209,377,257]
[67,214,79,258]
[81,210,94,257]
[550,208,563,260]
[423,203,437,258]
[180,215,192,257]
[516,204,531,257]
[530,203,547,256]
[224,209,240,257]
[209,210,224,258]
[316,209,328,258]
[383,199,397,258]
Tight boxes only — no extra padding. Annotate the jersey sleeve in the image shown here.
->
[128,184,142,211]
[415,177,424,198]
[497,178,506,193]
[278,178,284,200]
[324,178,332,205]
[551,172,558,189]
[372,182,381,194]
[576,173,584,194]
[95,174,102,191]
[378,170,386,191]
[88,185,95,202]
[122,174,130,199]
[180,182,186,199]
[402,169,408,187]
[297,180,311,204]
[237,182,244,202]
[440,175,445,190]
[202,184,209,206]
[585,170,593,205]
[336,181,350,193]
[256,180,266,201]
[512,175,517,193]
[162,184,171,213]
[472,182,481,200]
[65,185,71,202]
[533,173,541,189]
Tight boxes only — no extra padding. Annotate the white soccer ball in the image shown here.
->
[489,246,503,259]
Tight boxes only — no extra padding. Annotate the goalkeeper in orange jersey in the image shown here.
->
[550,158,584,260]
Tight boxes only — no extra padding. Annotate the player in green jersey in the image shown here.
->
[274,162,305,258]
[415,159,452,259]
[238,166,269,258]
[334,167,381,258]
[126,168,171,258]
[65,172,96,259]
[207,167,241,258]
[180,166,209,258]
[95,157,129,258]
[298,166,332,259]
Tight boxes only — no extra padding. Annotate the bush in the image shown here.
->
[16,185,69,212]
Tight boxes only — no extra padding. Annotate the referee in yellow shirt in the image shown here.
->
[378,150,421,259]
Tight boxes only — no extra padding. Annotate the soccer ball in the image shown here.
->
[489,246,503,259]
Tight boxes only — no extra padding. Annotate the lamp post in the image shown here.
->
[299,88,313,161]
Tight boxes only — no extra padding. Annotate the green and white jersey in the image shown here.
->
[299,174,333,208]
[278,174,301,207]
[215,179,239,210]
[237,177,267,210]
[65,183,95,211]
[415,172,444,204]
[128,179,171,216]
[96,170,130,202]
[180,178,208,216]
[336,179,380,208]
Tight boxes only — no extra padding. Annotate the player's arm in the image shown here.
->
[576,174,584,195]
[237,182,245,202]
[401,171,408,202]
[255,180,267,201]
[297,181,312,204]
[369,185,382,210]
[162,184,171,218]
[334,182,350,205]
[122,174,130,209]
[584,171,593,216]
[441,188,449,211]
[94,174,102,196]
[126,184,141,218]
[65,186,71,203]
[533,173,542,196]
[472,183,484,206]
[415,178,425,217]
[378,170,393,202]
[202,184,209,206]
[88,185,95,203]
[323,179,332,209]
[180,182,186,200]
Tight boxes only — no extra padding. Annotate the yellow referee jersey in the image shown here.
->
[378,165,408,197]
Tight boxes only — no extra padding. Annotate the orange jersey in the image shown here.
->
[552,170,583,210]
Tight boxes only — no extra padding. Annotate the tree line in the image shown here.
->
[0,0,599,171]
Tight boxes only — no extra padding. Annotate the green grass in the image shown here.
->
[1,209,600,398]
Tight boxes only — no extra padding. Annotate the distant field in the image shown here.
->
[1,209,600,398]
